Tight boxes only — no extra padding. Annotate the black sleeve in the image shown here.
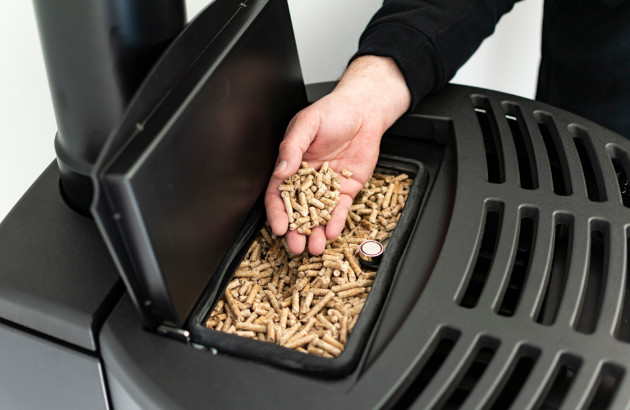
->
[353,0,522,109]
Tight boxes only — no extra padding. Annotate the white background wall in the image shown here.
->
[0,0,542,222]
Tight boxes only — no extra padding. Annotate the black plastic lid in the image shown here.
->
[91,0,307,328]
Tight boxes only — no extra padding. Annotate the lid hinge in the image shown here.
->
[157,325,191,344]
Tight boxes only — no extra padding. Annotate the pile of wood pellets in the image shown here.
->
[280,161,347,235]
[205,169,413,358]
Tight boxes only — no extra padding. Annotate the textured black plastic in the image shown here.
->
[101,84,630,409]
[91,0,307,328]
[187,155,428,376]
[0,322,107,409]
[33,0,186,212]
[0,162,121,350]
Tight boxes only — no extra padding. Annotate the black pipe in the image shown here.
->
[33,0,186,213]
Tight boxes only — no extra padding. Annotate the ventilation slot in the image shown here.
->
[585,363,624,410]
[535,112,572,196]
[575,224,609,334]
[536,354,582,409]
[472,96,505,183]
[607,145,630,207]
[503,104,538,189]
[536,216,573,326]
[459,203,504,308]
[488,346,540,410]
[572,127,606,202]
[393,328,461,408]
[615,232,630,342]
[497,210,537,317]
[441,337,499,409]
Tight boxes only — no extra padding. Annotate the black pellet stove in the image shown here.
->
[2,0,630,409]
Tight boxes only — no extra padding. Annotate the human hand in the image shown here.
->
[265,56,411,255]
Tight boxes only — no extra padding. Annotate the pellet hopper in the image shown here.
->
[1,0,630,408]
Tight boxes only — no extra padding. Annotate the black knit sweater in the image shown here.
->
[354,0,630,137]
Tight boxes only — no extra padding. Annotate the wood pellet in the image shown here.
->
[280,161,352,235]
[206,170,413,357]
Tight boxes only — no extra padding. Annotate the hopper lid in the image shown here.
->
[91,0,306,328]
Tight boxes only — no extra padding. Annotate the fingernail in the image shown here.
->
[273,160,287,175]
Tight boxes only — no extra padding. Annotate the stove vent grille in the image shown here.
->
[607,145,630,207]
[536,112,572,196]
[473,97,505,184]
[458,202,503,309]
[615,232,630,342]
[503,103,538,189]
[537,354,582,409]
[535,216,573,326]
[496,208,537,317]
[374,87,630,409]
[573,126,607,202]
[574,223,609,335]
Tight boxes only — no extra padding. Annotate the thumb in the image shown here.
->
[272,109,321,180]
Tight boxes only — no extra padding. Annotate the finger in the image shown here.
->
[325,194,353,240]
[265,178,288,236]
[267,110,321,235]
[272,109,321,180]
[338,175,365,200]
[307,226,327,255]
[286,229,306,255]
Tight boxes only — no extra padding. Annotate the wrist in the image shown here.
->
[334,55,411,133]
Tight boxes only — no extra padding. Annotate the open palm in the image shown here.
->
[266,92,384,255]
[265,56,411,255]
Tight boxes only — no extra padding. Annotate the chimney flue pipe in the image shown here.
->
[33,0,186,213]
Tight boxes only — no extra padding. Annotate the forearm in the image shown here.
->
[354,0,522,109]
